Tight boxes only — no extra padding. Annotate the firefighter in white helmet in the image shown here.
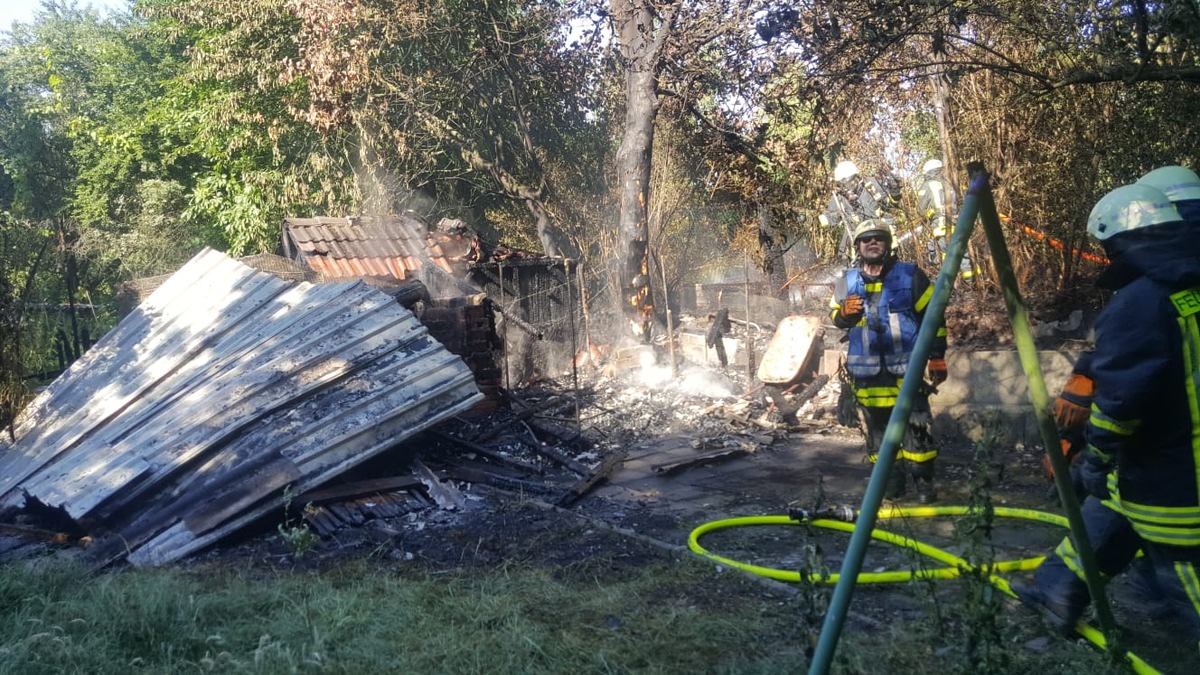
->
[1014,178,1200,644]
[829,219,947,503]
[914,158,975,285]
[819,160,900,263]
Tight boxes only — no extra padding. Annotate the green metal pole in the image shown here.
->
[808,169,982,675]
[972,164,1122,649]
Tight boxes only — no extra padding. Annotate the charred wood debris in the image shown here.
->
[1,314,844,562]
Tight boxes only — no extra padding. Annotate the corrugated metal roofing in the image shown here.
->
[0,248,482,567]
[284,215,457,280]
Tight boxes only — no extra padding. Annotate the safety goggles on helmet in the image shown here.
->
[1087,184,1182,241]
[1136,165,1200,203]
[851,219,891,245]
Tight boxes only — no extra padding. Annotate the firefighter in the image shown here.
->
[1138,164,1200,224]
[1071,182,1200,646]
[1013,168,1200,635]
[829,220,947,503]
[915,159,975,284]
[1014,350,1162,632]
[820,160,900,263]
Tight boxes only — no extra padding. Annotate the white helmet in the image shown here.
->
[1137,165,1200,203]
[833,160,860,183]
[922,159,943,174]
[1087,184,1181,241]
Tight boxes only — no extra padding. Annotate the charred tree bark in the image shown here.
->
[611,0,679,340]
[758,200,789,301]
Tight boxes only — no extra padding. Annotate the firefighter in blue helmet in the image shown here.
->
[829,220,947,503]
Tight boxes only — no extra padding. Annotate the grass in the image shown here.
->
[0,554,809,674]
[0,545,1140,675]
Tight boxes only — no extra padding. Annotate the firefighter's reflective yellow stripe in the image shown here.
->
[914,285,933,312]
[960,268,976,279]
[1111,478,1200,545]
[1089,404,1140,436]
[936,326,947,338]
[1171,289,1200,510]
[1114,497,1200,525]
[1055,535,1088,582]
[1175,561,1200,630]
[864,282,882,293]
[856,385,899,407]
[1125,522,1200,546]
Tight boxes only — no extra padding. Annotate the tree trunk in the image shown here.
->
[612,0,674,340]
[759,200,789,302]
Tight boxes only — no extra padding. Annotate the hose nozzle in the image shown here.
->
[788,505,857,523]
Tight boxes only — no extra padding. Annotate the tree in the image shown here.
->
[147,0,605,257]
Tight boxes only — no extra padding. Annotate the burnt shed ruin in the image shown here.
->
[2,214,590,567]
[0,249,484,567]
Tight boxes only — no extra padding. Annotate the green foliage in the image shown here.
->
[954,414,1009,672]
[276,486,320,559]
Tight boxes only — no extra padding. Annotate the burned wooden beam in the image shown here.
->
[555,450,626,508]
[652,447,753,476]
[527,443,589,476]
[297,476,424,505]
[525,418,582,446]
[486,299,543,339]
[429,429,544,475]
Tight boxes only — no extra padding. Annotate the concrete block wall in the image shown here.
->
[820,348,1084,446]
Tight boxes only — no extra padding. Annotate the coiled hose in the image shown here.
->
[688,504,1160,674]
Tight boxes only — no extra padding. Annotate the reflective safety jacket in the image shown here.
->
[915,172,956,237]
[829,261,945,380]
[1086,224,1200,548]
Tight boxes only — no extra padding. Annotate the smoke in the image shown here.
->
[632,352,735,399]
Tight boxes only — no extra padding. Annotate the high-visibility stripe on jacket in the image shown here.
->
[1088,283,1200,547]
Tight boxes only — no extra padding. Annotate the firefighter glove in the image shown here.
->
[840,295,864,322]
[927,358,948,386]
[1077,450,1112,500]
[1041,436,1082,480]
[1053,373,1094,430]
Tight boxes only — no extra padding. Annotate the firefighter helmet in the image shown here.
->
[922,159,943,174]
[1087,184,1182,241]
[851,219,892,245]
[833,160,860,183]
[1137,165,1200,203]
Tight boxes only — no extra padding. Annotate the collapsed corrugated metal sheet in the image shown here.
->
[0,248,482,567]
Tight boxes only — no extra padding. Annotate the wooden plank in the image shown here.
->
[652,447,753,476]
[296,476,424,505]
[555,450,627,508]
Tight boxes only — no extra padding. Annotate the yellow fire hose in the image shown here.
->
[688,504,1160,674]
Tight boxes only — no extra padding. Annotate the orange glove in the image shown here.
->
[1042,437,1083,480]
[840,295,864,322]
[1053,373,1094,430]
[927,358,948,386]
